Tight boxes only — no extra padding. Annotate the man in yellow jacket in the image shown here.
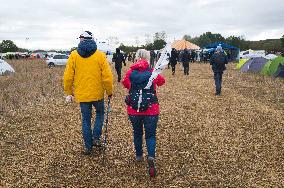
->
[63,31,113,155]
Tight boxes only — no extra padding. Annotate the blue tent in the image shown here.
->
[204,42,239,50]
[204,42,239,61]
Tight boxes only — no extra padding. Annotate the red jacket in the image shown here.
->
[122,59,165,115]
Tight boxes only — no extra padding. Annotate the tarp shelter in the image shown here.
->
[204,42,239,61]
[274,64,284,78]
[240,57,268,73]
[0,59,15,75]
[171,40,200,50]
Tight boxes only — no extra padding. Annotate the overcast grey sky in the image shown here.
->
[0,0,283,50]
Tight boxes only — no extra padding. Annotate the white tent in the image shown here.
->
[96,41,115,54]
[265,54,278,60]
[240,49,265,59]
[0,59,15,75]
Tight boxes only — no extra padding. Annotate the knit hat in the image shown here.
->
[78,31,93,40]
[216,46,223,52]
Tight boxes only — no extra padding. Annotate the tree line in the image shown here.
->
[1,33,284,54]
[184,32,284,52]
[119,32,284,54]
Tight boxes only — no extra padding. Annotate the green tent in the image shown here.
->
[267,56,284,75]
[236,58,249,70]
[261,60,272,75]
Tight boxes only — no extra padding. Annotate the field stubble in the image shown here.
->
[0,60,283,187]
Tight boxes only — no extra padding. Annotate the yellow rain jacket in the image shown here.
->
[63,49,113,102]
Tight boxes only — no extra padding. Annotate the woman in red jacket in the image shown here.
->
[122,49,165,177]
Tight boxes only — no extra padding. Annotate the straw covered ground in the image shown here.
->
[0,59,283,187]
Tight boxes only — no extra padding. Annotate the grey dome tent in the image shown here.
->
[240,57,268,73]
[247,57,268,73]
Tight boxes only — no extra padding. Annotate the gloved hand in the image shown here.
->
[65,95,74,103]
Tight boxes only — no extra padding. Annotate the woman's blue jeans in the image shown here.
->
[128,115,159,158]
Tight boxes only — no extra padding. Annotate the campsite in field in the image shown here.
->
[1,0,284,187]
[1,58,283,187]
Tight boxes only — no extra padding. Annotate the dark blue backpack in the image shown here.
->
[125,69,158,112]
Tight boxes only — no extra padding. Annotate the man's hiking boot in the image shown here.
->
[147,157,157,177]
[82,148,92,155]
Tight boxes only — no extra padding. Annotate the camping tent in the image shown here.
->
[0,59,15,75]
[171,40,200,50]
[248,57,269,73]
[236,58,249,69]
[267,56,284,76]
[240,49,265,59]
[204,42,239,61]
[274,64,284,78]
[265,54,278,60]
[240,57,268,73]
[96,41,115,54]
[261,60,272,75]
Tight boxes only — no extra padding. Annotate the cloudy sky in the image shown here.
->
[0,0,283,50]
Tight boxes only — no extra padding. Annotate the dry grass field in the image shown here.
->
[0,59,283,187]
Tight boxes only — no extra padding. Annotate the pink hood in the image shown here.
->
[130,59,150,71]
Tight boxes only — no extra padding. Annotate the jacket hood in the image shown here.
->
[130,59,150,71]
[77,40,97,58]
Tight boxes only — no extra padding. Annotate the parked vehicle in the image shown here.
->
[46,54,69,67]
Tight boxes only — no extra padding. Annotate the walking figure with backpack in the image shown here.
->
[210,46,228,95]
[122,49,165,177]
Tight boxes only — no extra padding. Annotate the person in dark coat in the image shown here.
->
[191,50,196,62]
[132,52,136,63]
[112,48,125,82]
[170,48,178,75]
[150,50,156,69]
[210,46,228,95]
[182,48,190,75]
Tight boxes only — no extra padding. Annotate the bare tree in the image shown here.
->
[107,36,120,47]
[145,34,152,45]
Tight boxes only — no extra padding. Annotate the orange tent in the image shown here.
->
[171,40,200,50]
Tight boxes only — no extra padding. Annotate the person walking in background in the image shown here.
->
[124,53,128,64]
[122,49,165,177]
[132,52,136,63]
[182,48,190,75]
[170,48,178,75]
[192,50,196,62]
[63,31,113,155]
[150,50,156,69]
[112,48,126,82]
[210,46,228,95]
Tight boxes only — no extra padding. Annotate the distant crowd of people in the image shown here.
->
[1,53,45,60]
